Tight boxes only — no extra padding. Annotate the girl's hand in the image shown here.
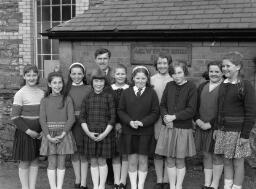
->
[25,129,40,139]
[130,121,138,129]
[164,115,176,124]
[88,132,99,141]
[95,133,107,142]
[134,121,143,127]
[115,123,122,133]
[56,131,66,140]
[239,138,249,146]
[47,135,60,144]
[37,132,43,140]
[196,119,205,128]
[201,123,211,130]
[166,121,173,129]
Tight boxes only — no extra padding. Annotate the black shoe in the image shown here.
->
[119,183,126,189]
[113,184,119,189]
[154,183,163,189]
[162,183,169,189]
[74,183,80,188]
[80,186,88,189]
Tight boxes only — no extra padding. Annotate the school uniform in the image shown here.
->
[11,85,44,161]
[69,84,91,153]
[118,86,159,156]
[155,81,197,158]
[40,95,76,155]
[80,89,116,158]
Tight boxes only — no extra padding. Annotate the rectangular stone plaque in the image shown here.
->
[131,43,192,66]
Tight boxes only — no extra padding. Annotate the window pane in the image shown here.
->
[72,0,76,5]
[42,21,51,32]
[52,40,59,54]
[37,0,41,6]
[52,6,61,21]
[52,0,61,5]
[37,23,42,36]
[37,6,41,21]
[42,6,50,21]
[72,5,76,17]
[42,39,51,54]
[62,0,71,4]
[42,0,50,5]
[37,55,43,71]
[62,6,71,21]
[37,39,42,53]
[52,55,59,60]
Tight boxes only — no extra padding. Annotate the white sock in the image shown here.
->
[211,164,223,189]
[138,171,147,189]
[99,165,108,189]
[120,160,128,185]
[232,184,242,189]
[176,167,186,189]
[57,169,65,189]
[128,171,138,189]
[47,169,57,189]
[113,163,121,185]
[224,179,233,189]
[167,167,176,189]
[72,160,81,184]
[81,161,88,187]
[19,168,29,189]
[91,166,99,189]
[29,166,38,189]
[204,168,213,187]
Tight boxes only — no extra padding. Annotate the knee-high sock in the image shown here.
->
[120,161,128,185]
[176,167,186,189]
[91,166,99,189]
[163,164,169,183]
[232,184,242,189]
[57,169,65,189]
[99,165,108,189]
[167,167,176,189]
[128,171,138,189]
[211,164,223,189]
[81,161,88,187]
[19,168,29,189]
[72,160,81,184]
[28,166,38,189]
[113,163,121,185]
[204,168,213,187]
[47,169,57,189]
[224,179,233,189]
[138,171,147,189]
[154,159,164,183]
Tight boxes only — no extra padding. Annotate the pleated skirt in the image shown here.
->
[72,117,86,154]
[194,127,215,153]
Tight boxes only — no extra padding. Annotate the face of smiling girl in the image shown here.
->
[114,68,127,85]
[70,67,84,84]
[23,70,39,87]
[209,65,223,83]
[48,77,63,95]
[222,59,240,80]
[157,57,169,75]
[172,66,186,85]
[93,79,105,93]
[133,72,148,89]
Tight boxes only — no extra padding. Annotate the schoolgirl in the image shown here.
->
[11,65,44,189]
[40,71,76,189]
[151,53,173,189]
[64,62,91,189]
[107,64,130,189]
[155,61,197,189]
[194,61,224,189]
[118,66,159,189]
[214,52,255,189]
[80,68,116,189]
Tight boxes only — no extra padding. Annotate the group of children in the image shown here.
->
[11,50,255,189]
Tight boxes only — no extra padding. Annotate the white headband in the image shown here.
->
[132,66,149,74]
[69,62,85,71]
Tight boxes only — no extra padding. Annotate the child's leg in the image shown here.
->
[232,158,244,189]
[29,158,39,189]
[138,155,148,189]
[48,155,57,189]
[154,154,164,184]
[19,161,30,189]
[176,158,186,189]
[166,157,176,189]
[128,154,139,189]
[163,158,169,183]
[203,152,213,187]
[71,152,81,185]
[80,155,88,188]
[112,156,121,186]
[224,158,234,189]
[91,158,99,189]
[56,155,66,189]
[210,154,223,189]
[120,155,128,186]
[98,157,108,189]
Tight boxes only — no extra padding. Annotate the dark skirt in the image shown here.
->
[13,129,41,161]
[72,118,86,154]
[119,133,156,156]
[83,127,116,159]
[194,127,215,153]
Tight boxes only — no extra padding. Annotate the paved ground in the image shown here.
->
[0,160,255,189]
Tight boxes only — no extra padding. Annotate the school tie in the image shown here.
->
[136,88,142,97]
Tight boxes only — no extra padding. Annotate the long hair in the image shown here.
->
[169,60,189,76]
[45,71,66,108]
[21,64,40,86]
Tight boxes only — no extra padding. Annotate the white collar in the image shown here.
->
[72,82,84,86]
[223,78,239,84]
[111,84,129,90]
[133,86,146,93]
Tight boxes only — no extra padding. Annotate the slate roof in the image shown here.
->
[50,0,256,32]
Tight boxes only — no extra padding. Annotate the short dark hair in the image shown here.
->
[22,64,40,86]
[90,68,109,87]
[207,60,222,72]
[170,60,189,76]
[154,53,172,70]
[222,51,243,68]
[94,48,111,59]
